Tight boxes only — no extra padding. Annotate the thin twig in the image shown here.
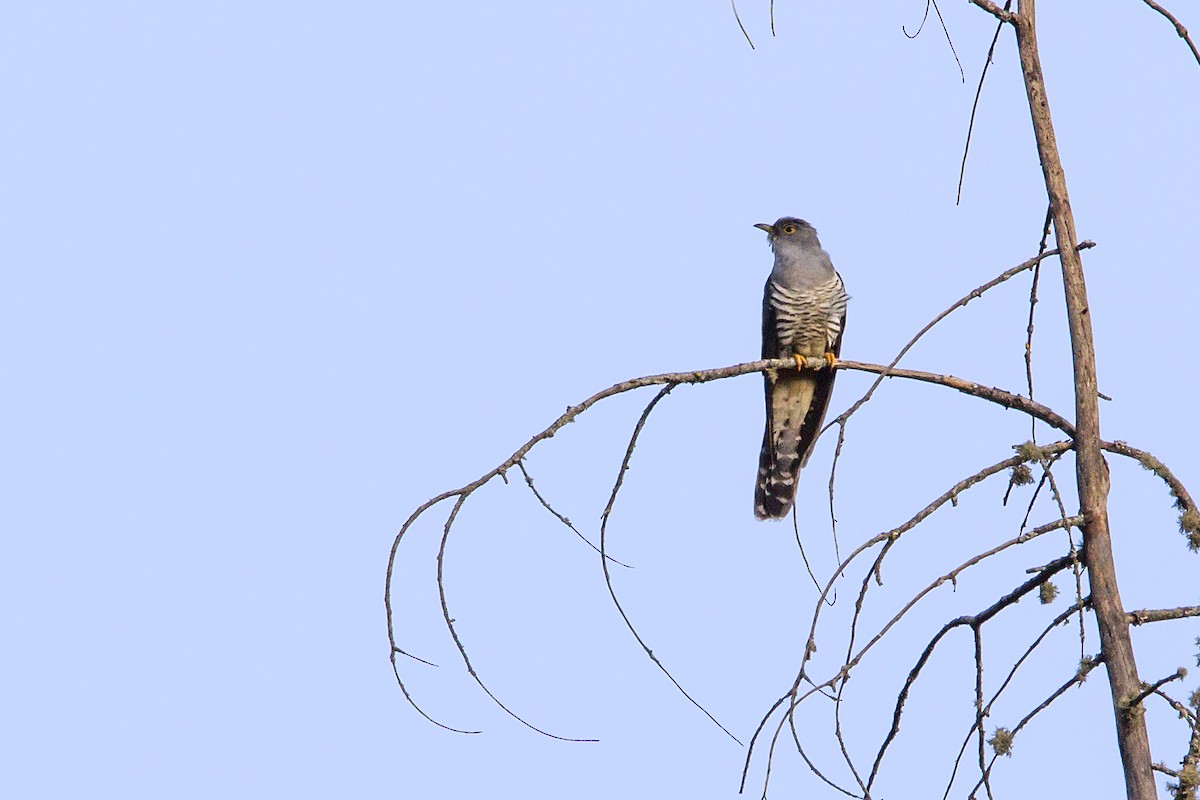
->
[1125,669,1187,711]
[749,456,1077,793]
[823,241,1093,560]
[1152,689,1197,725]
[731,0,755,49]
[789,714,862,798]
[827,419,846,562]
[598,385,742,744]
[974,626,993,800]
[966,654,1105,797]
[837,451,1077,710]
[933,0,966,81]
[394,646,438,667]
[388,656,481,735]
[516,460,633,568]
[1024,204,1054,435]
[900,0,965,81]
[866,549,1077,790]
[958,1,1014,204]
[943,595,1091,799]
[825,241,1094,436]
[792,505,826,595]
[903,0,933,39]
[1140,0,1200,67]
[1015,449,1063,529]
[437,494,598,741]
[1031,449,1086,660]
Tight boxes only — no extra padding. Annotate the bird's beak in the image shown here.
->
[753,223,775,235]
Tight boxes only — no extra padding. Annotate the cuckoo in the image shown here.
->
[753,217,848,520]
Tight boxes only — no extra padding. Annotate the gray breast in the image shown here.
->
[769,274,847,355]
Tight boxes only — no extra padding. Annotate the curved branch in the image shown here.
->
[387,356,1073,738]
[1102,439,1200,549]
[436,494,598,742]
[1140,0,1200,67]
[599,385,743,744]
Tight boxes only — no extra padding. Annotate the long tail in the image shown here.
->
[754,369,834,520]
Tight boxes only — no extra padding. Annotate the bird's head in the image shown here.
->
[754,217,815,241]
[754,217,819,256]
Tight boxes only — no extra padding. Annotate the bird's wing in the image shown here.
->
[760,282,781,464]
[793,290,846,470]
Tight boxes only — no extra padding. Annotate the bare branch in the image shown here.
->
[388,351,1086,742]
[840,359,1074,434]
[1129,606,1200,625]
[967,654,1106,797]
[751,447,1080,794]
[789,714,862,798]
[1103,439,1200,550]
[1124,669,1187,711]
[825,239,1093,560]
[967,0,1017,23]
[1153,689,1198,725]
[944,595,1091,798]
[868,549,1077,790]
[1140,0,1200,67]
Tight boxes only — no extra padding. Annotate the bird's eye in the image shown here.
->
[782,224,797,235]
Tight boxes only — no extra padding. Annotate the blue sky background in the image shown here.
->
[4,3,1198,798]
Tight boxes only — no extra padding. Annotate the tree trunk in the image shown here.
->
[1011,2,1156,798]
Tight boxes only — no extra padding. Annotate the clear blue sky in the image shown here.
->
[4,3,1198,798]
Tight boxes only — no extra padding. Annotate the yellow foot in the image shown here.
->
[792,354,808,370]
[824,352,838,369]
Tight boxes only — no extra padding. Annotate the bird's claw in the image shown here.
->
[824,352,838,369]
[793,354,808,370]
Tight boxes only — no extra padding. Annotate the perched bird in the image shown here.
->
[753,217,849,520]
